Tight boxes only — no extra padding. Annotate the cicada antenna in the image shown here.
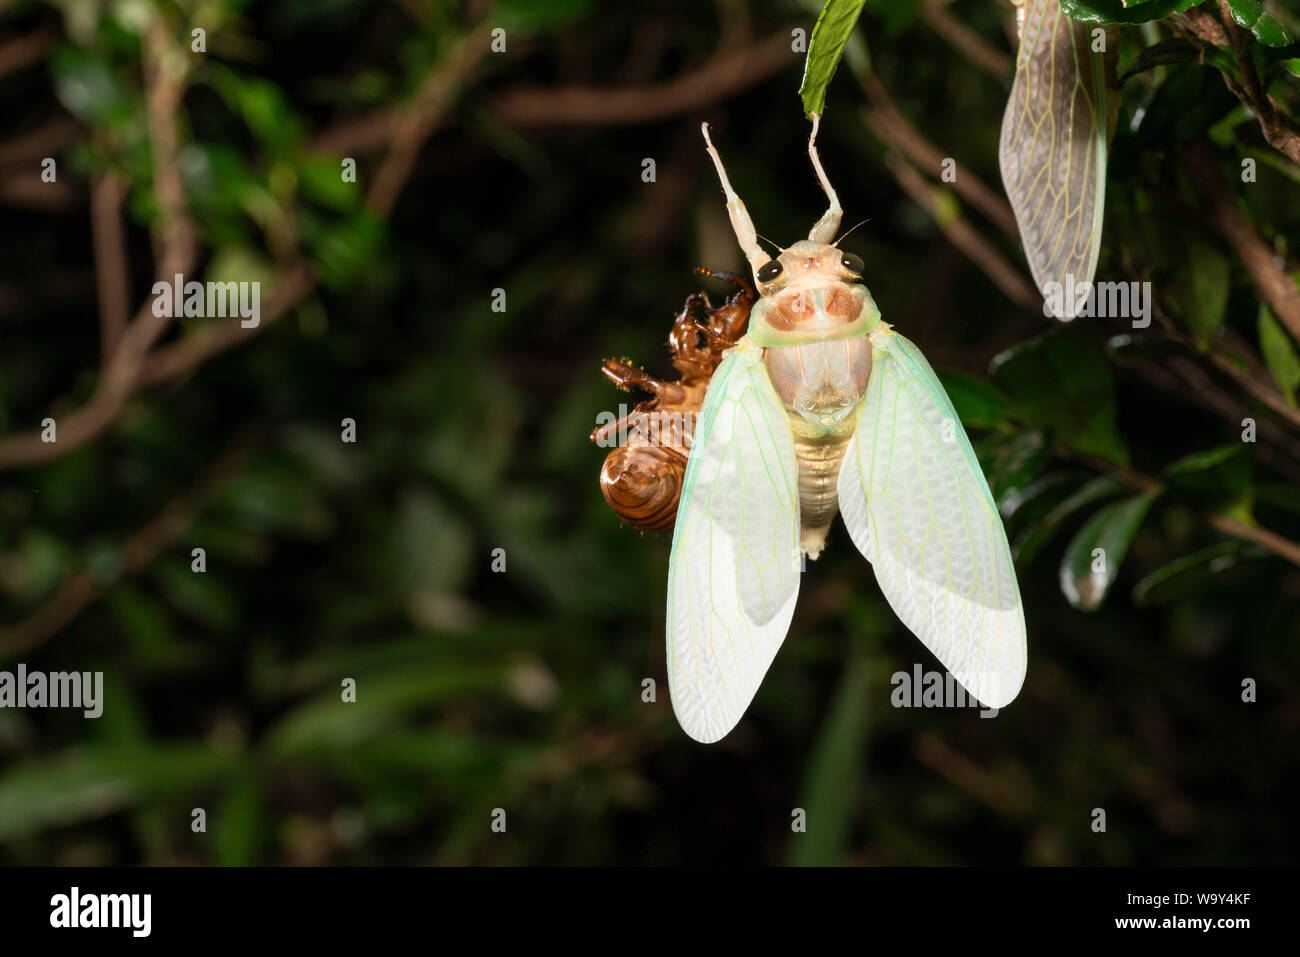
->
[701,123,769,280]
[831,219,871,248]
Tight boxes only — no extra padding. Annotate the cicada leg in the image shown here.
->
[807,113,843,244]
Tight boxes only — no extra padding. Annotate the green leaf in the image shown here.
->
[51,46,132,125]
[1106,332,1200,362]
[1224,0,1293,46]
[978,429,1051,504]
[789,652,869,866]
[1059,0,1202,24]
[298,154,361,212]
[990,326,1128,465]
[214,771,267,866]
[799,0,868,119]
[1163,444,1253,520]
[1059,492,1158,610]
[1166,240,1229,347]
[265,662,508,758]
[1258,302,1300,407]
[864,0,925,37]
[0,745,238,841]
[152,558,239,634]
[1014,474,1128,564]
[1132,540,1263,606]
[1258,483,1300,515]
[935,369,1015,429]
[499,0,593,31]
[1117,37,1204,84]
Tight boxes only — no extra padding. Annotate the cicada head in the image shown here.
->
[747,241,881,348]
[702,117,880,347]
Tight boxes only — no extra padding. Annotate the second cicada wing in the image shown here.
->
[837,327,1026,709]
[666,337,801,743]
[999,0,1111,317]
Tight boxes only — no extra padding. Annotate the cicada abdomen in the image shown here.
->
[590,268,754,531]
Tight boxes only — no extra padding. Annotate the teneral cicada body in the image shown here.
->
[651,118,1027,742]
[590,270,754,531]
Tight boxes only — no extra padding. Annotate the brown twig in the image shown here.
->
[0,18,194,471]
[1176,5,1300,164]
[0,432,257,659]
[860,76,1020,240]
[915,733,1028,817]
[921,0,1012,79]
[490,28,799,127]
[0,26,55,80]
[312,28,798,156]
[0,116,80,169]
[1124,265,1300,445]
[90,173,130,363]
[880,150,1039,309]
[0,172,81,209]
[1185,141,1300,342]
[1062,450,1300,569]
[138,264,317,385]
[0,19,486,473]
[367,29,493,215]
[1216,1,1300,165]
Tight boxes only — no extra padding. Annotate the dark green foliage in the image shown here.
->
[0,0,1298,866]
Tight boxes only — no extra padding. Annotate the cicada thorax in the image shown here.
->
[590,269,755,531]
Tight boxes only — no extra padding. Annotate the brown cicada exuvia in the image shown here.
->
[589,268,754,532]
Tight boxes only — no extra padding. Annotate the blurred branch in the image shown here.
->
[0,116,79,168]
[0,431,256,659]
[490,28,798,126]
[878,149,1038,309]
[1138,272,1300,439]
[0,25,55,79]
[848,57,1037,314]
[1185,141,1300,342]
[0,20,481,473]
[89,173,129,364]
[860,74,1020,240]
[367,28,493,215]
[1061,450,1300,569]
[915,733,1028,817]
[921,0,1011,79]
[138,264,316,385]
[0,171,81,208]
[0,17,194,471]
[311,28,800,150]
[139,17,195,285]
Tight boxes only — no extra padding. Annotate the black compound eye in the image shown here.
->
[841,253,865,276]
[756,260,784,283]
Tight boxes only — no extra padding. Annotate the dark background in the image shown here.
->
[1,0,1298,865]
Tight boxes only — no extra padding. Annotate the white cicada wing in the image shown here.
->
[667,337,801,743]
[838,328,1026,708]
[999,0,1111,318]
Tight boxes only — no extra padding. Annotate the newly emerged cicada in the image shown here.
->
[653,118,1027,742]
